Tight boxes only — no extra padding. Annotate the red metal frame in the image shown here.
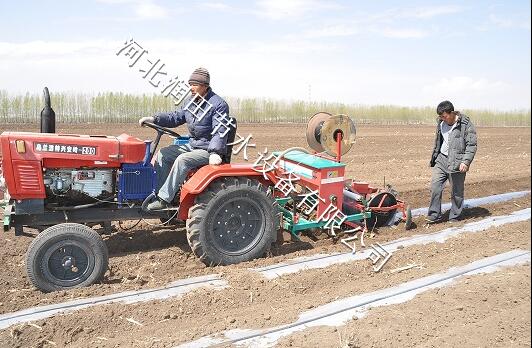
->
[177,164,276,220]
[336,131,342,162]
[345,181,409,222]
[279,156,345,215]
[177,150,348,221]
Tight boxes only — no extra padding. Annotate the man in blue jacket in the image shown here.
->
[426,100,477,223]
[138,67,230,210]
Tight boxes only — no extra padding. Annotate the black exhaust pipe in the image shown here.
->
[40,87,55,133]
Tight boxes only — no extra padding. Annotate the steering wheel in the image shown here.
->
[142,121,181,138]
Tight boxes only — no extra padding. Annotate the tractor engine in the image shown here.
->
[0,131,155,212]
[43,168,115,205]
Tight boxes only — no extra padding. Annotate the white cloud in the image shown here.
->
[420,76,530,110]
[200,2,231,11]
[134,2,167,19]
[375,27,428,39]
[303,23,427,39]
[247,40,336,54]
[304,24,359,38]
[427,76,508,93]
[362,5,463,23]
[299,4,461,39]
[489,14,531,30]
[94,0,168,20]
[95,0,135,3]
[404,5,463,19]
[255,0,339,20]
[0,40,121,60]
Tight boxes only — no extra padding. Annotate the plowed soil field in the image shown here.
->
[0,123,530,347]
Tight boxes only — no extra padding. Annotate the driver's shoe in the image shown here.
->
[147,198,172,211]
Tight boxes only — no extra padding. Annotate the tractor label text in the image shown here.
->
[34,143,97,155]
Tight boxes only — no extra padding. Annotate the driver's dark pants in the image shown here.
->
[154,144,210,203]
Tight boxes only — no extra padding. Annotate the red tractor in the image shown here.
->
[0,90,411,292]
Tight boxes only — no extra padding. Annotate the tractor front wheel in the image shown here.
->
[186,177,278,266]
[26,223,108,292]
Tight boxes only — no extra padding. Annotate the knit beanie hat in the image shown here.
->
[188,67,210,85]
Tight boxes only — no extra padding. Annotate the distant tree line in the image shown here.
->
[0,90,529,127]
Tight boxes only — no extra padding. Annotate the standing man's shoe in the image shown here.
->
[425,215,443,224]
[147,198,172,211]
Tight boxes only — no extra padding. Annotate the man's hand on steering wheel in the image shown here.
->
[139,117,181,138]
[138,116,154,127]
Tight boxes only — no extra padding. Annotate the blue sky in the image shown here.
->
[0,0,530,110]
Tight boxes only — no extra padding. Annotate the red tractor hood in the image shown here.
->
[0,131,146,199]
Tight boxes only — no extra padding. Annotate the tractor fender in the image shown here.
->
[178,164,275,220]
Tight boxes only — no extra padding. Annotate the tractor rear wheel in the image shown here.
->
[186,177,278,266]
[26,223,108,292]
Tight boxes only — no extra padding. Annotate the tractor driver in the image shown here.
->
[138,67,230,211]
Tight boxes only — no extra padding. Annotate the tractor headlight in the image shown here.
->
[15,140,26,153]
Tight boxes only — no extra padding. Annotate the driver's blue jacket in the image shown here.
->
[153,88,230,156]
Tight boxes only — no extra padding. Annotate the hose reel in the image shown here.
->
[305,112,356,156]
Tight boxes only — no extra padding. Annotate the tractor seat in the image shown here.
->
[221,117,237,164]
